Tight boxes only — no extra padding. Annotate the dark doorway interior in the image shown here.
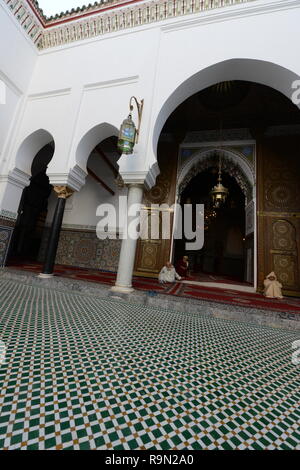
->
[8,143,54,263]
[174,167,246,282]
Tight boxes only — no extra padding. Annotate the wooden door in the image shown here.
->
[257,135,300,296]
[134,141,178,277]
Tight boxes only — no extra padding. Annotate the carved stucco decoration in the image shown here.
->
[273,219,297,252]
[265,168,300,212]
[53,186,74,199]
[245,200,255,236]
[140,243,160,269]
[144,173,171,205]
[178,152,253,204]
[8,0,253,50]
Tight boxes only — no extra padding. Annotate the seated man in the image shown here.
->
[175,256,189,278]
[159,262,182,284]
[263,272,283,299]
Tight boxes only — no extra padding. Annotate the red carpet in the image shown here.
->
[188,272,252,286]
[7,262,300,315]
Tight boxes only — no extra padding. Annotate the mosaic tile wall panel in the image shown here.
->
[0,219,15,268]
[39,228,121,272]
[0,279,299,450]
[0,216,16,229]
[0,227,13,268]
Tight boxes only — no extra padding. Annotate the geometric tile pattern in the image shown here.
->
[0,279,299,450]
[0,226,13,268]
[38,229,121,272]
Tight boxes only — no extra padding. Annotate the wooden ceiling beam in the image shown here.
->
[95,146,119,178]
[87,167,115,196]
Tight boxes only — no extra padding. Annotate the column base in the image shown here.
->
[38,273,54,279]
[111,285,134,294]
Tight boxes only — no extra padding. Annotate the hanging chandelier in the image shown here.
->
[210,153,229,208]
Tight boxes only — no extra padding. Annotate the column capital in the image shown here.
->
[48,165,87,193]
[127,183,144,190]
[53,186,74,199]
[118,162,160,191]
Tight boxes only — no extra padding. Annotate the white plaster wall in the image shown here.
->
[0,3,37,91]
[150,2,300,162]
[0,2,38,214]
[0,2,37,160]
[46,151,127,230]
[19,27,161,183]
[2,0,300,215]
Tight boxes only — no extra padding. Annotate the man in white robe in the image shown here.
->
[159,262,182,284]
[263,272,283,299]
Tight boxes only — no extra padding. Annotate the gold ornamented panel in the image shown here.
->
[272,220,298,290]
[137,241,161,272]
[272,220,297,252]
[273,254,297,290]
[257,135,300,296]
[134,142,178,277]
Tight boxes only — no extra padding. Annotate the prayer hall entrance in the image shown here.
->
[174,162,250,288]
[134,80,300,296]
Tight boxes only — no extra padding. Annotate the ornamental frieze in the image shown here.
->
[178,151,253,204]
[4,0,256,50]
[4,0,43,46]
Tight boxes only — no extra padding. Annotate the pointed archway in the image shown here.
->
[173,147,255,286]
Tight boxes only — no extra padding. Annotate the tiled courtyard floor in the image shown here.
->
[0,279,299,450]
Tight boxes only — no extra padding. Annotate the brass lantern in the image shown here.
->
[210,155,229,208]
[117,96,144,155]
[117,113,136,155]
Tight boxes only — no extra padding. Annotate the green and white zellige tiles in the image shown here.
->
[0,279,299,450]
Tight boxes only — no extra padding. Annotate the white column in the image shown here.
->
[111,184,144,294]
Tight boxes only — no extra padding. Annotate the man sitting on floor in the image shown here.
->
[263,272,284,299]
[176,256,189,279]
[159,262,182,284]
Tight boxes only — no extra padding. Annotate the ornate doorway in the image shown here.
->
[173,144,255,287]
[135,80,300,295]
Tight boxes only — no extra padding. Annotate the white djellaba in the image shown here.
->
[263,272,284,299]
[159,262,182,284]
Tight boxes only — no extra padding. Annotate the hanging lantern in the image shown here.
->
[210,155,229,208]
[210,181,229,208]
[117,113,136,155]
[117,97,144,155]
